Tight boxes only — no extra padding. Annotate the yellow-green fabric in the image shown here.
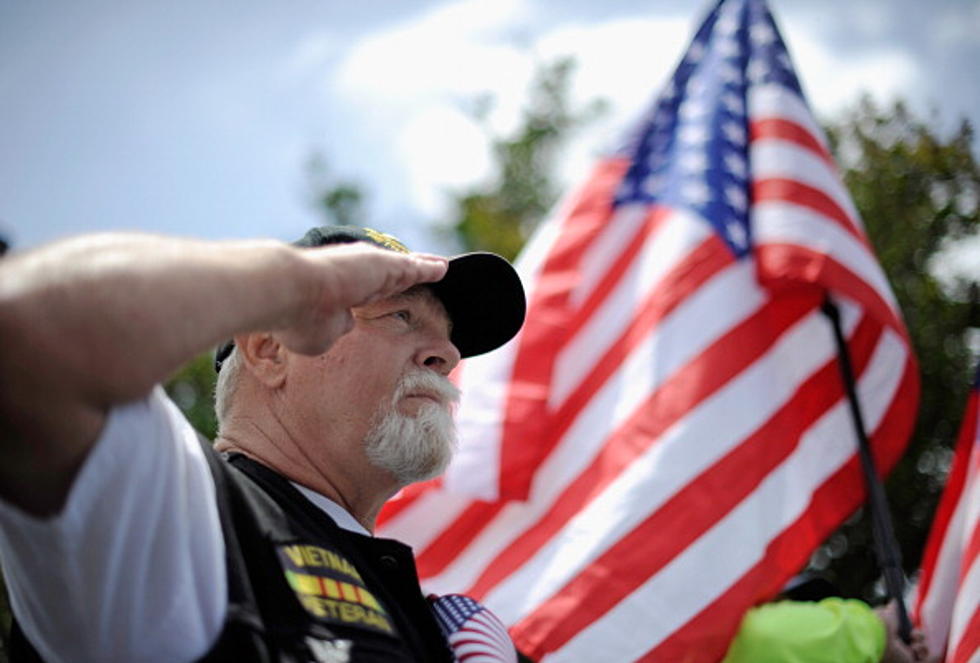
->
[722,598,886,663]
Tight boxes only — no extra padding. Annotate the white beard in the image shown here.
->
[364,371,460,486]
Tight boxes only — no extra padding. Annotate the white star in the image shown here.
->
[686,75,709,97]
[724,151,748,179]
[682,180,712,206]
[642,173,664,196]
[719,62,742,84]
[746,58,769,84]
[721,92,744,115]
[749,22,776,47]
[679,123,710,145]
[726,218,748,249]
[722,121,747,146]
[717,37,742,59]
[679,151,709,174]
[715,12,739,37]
[679,98,707,120]
[725,184,748,212]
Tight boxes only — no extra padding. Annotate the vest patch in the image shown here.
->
[277,543,395,636]
[305,636,353,663]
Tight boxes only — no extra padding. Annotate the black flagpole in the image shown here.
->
[821,296,912,643]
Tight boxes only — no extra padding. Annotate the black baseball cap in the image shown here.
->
[214,226,526,371]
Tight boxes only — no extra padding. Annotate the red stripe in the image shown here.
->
[631,352,918,663]
[510,308,881,658]
[755,243,909,341]
[914,390,978,619]
[753,177,868,245]
[416,233,734,577]
[415,501,506,578]
[950,604,980,663]
[498,158,633,500]
[749,117,835,169]
[468,287,822,602]
[377,478,441,526]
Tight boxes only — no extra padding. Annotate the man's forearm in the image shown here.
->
[0,233,317,512]
[1,234,309,406]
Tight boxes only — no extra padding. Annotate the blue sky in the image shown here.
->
[1,0,977,274]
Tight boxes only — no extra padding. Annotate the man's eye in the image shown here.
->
[391,310,411,323]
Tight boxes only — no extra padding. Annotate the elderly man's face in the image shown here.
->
[284,286,461,485]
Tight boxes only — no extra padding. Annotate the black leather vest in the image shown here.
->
[10,442,454,663]
[196,447,454,662]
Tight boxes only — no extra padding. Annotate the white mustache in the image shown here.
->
[394,371,461,408]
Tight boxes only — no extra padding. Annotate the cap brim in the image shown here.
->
[430,252,526,359]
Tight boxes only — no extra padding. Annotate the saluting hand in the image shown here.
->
[278,242,448,356]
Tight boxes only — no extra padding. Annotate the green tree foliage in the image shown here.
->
[307,152,366,227]
[813,98,979,600]
[449,58,606,260]
[165,352,219,440]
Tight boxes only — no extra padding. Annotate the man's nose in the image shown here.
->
[417,336,461,376]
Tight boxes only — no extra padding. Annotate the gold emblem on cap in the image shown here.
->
[363,228,410,254]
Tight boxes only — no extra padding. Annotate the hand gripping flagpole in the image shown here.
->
[821,296,913,643]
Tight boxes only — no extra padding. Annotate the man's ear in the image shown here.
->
[236,333,287,388]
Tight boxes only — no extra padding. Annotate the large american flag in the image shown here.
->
[379,0,919,660]
[914,369,980,663]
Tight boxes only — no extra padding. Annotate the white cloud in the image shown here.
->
[335,0,531,104]
[396,106,493,216]
[532,17,693,189]
[779,25,921,121]
[331,5,694,220]
[329,0,537,218]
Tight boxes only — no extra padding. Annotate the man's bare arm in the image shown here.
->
[0,233,447,514]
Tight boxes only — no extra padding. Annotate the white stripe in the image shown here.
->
[551,209,711,408]
[949,549,980,661]
[947,450,980,657]
[571,203,650,308]
[551,327,908,661]
[919,465,974,652]
[748,83,830,153]
[750,139,862,226]
[753,200,901,314]
[377,485,473,551]
[514,203,565,290]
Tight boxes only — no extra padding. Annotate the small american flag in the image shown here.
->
[914,368,980,663]
[429,594,518,663]
[381,0,918,660]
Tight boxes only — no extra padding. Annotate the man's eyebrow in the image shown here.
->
[395,287,455,333]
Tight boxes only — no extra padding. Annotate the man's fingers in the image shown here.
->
[281,245,450,356]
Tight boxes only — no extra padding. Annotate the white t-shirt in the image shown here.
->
[0,387,362,663]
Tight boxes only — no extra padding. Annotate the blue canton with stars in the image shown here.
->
[614,0,804,259]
